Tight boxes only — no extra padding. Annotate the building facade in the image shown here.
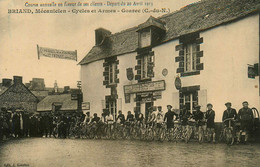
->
[0,76,38,113]
[79,0,260,121]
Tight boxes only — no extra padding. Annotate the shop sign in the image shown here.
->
[175,76,182,90]
[153,91,162,99]
[162,68,168,76]
[141,97,152,103]
[126,68,134,81]
[82,102,90,110]
[124,80,165,94]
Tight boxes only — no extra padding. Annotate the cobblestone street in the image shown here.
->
[0,138,260,167]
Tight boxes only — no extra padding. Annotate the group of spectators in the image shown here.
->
[0,108,86,141]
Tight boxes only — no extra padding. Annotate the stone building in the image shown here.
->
[79,0,260,121]
[0,76,38,113]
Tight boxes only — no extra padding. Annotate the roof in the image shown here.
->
[79,0,260,65]
[37,94,78,111]
[0,82,38,102]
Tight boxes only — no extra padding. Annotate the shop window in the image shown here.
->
[184,43,197,72]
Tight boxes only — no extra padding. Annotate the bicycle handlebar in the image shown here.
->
[223,118,235,123]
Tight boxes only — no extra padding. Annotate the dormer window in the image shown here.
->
[139,29,151,48]
[137,16,166,49]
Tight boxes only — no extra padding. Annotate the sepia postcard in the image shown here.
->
[0,0,260,167]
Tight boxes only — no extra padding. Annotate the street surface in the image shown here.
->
[0,138,260,167]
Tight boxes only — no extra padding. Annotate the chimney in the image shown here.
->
[13,76,22,84]
[2,79,12,87]
[64,86,70,93]
[95,28,111,46]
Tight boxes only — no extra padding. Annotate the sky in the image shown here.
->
[0,0,199,88]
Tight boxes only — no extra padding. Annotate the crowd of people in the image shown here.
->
[0,101,257,144]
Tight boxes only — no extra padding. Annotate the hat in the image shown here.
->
[242,101,248,104]
[207,103,213,107]
[158,106,162,108]
[167,105,172,108]
[195,105,201,108]
[225,102,231,106]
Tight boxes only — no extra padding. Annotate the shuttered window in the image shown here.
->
[198,89,207,112]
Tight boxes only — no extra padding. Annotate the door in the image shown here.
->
[145,102,153,122]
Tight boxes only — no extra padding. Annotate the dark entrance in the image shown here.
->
[145,102,153,122]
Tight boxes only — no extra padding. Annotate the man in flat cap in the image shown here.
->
[222,102,237,127]
[237,101,254,143]
[164,105,177,131]
[205,103,216,143]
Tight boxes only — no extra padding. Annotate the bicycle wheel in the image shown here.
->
[198,127,203,143]
[225,128,234,145]
[185,126,192,143]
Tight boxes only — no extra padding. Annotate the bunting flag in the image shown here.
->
[37,45,77,61]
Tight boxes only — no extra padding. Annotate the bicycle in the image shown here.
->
[222,118,235,145]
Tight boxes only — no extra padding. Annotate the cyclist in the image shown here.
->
[135,110,144,126]
[164,105,177,130]
[192,105,204,143]
[91,113,100,123]
[205,103,216,143]
[179,104,191,141]
[180,104,191,126]
[237,101,254,143]
[126,111,135,137]
[222,102,237,126]
[126,111,135,122]
[116,110,125,125]
[156,106,164,129]
[83,112,92,125]
[156,106,165,138]
[105,112,114,137]
[149,107,158,126]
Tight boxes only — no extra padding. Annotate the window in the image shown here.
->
[183,91,198,113]
[139,30,151,48]
[184,43,197,72]
[106,99,117,120]
[141,55,153,79]
[108,62,116,84]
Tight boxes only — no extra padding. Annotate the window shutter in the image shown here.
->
[175,44,184,51]
[147,62,154,77]
[172,92,180,109]
[198,89,207,112]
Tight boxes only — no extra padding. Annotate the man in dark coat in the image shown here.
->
[30,114,39,137]
[164,105,177,130]
[23,112,30,137]
[205,103,216,143]
[222,102,237,127]
[12,111,20,138]
[237,101,254,143]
